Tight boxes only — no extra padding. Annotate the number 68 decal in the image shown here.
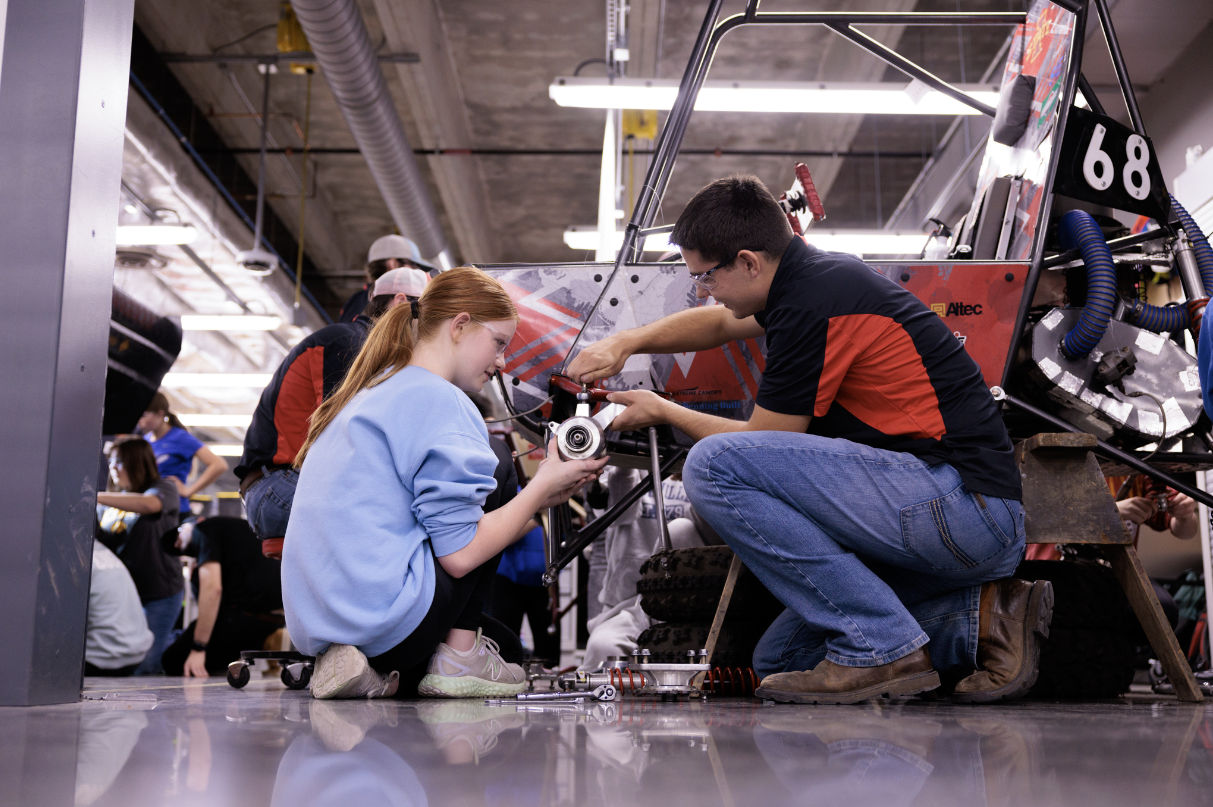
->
[1082,123,1152,201]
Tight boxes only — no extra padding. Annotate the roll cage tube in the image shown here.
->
[557,1,1028,373]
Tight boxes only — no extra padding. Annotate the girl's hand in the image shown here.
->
[532,437,609,508]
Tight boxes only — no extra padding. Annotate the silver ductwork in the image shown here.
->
[290,0,452,267]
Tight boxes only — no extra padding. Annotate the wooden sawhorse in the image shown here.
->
[1017,433,1203,702]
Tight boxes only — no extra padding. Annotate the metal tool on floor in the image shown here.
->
[486,684,617,704]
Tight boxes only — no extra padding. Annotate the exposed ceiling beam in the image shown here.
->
[371,0,499,264]
[787,0,916,205]
[129,16,353,313]
[207,146,931,158]
[161,51,419,64]
[629,0,665,80]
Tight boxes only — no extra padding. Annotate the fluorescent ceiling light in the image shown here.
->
[550,78,999,116]
[563,227,928,256]
[564,227,671,253]
[161,373,273,388]
[206,444,245,457]
[180,315,283,331]
[115,225,200,246]
[803,231,931,256]
[177,414,254,428]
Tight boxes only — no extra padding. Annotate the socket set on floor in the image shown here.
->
[500,649,713,704]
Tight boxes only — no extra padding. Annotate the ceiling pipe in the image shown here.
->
[289,0,453,269]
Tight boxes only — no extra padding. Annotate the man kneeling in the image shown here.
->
[567,175,1049,704]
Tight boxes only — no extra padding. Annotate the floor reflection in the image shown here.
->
[8,679,1213,807]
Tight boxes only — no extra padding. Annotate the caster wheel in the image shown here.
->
[227,663,250,689]
[282,663,312,690]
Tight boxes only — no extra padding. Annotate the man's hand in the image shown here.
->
[183,649,208,678]
[1117,497,1156,525]
[604,390,674,431]
[566,335,632,384]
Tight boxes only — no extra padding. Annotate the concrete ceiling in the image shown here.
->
[130,0,1213,319]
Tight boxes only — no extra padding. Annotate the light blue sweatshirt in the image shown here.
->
[281,365,498,657]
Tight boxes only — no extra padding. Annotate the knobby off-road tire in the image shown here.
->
[637,546,785,624]
[635,621,771,669]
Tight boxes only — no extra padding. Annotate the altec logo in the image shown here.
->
[932,302,983,316]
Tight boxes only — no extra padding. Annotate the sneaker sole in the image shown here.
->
[416,674,527,699]
[310,644,370,700]
[755,670,942,705]
[952,579,1054,704]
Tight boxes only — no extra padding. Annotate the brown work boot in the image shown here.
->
[754,647,940,704]
[953,578,1053,703]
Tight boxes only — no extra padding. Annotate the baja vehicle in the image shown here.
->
[477,0,1213,586]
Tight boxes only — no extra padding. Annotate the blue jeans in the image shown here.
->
[243,468,298,539]
[135,593,183,675]
[682,432,1025,676]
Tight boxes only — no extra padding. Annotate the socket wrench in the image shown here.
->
[486,684,617,704]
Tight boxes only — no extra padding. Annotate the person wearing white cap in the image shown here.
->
[362,267,429,320]
[339,234,434,323]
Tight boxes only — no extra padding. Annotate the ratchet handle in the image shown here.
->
[549,372,671,403]
[549,372,612,402]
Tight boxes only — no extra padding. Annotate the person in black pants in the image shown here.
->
[161,516,283,677]
[282,269,606,701]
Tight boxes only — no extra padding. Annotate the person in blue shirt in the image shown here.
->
[138,392,228,516]
[283,267,608,700]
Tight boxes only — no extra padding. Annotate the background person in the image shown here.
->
[581,468,707,670]
[84,539,154,676]
[161,517,284,677]
[138,392,228,518]
[282,267,608,700]
[1026,475,1199,629]
[237,267,425,545]
[96,437,182,675]
[338,234,433,323]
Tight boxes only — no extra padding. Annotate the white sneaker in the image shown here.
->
[310,643,400,700]
[417,631,527,698]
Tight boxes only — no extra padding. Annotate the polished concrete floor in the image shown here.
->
[2,676,1212,806]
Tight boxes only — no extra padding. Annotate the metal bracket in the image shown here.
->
[542,447,686,584]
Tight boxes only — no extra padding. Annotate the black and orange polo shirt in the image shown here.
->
[235,318,370,480]
[754,237,1020,500]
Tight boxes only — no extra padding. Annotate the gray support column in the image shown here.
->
[0,0,136,706]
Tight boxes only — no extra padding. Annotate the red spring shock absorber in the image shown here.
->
[609,668,643,692]
[702,666,760,696]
